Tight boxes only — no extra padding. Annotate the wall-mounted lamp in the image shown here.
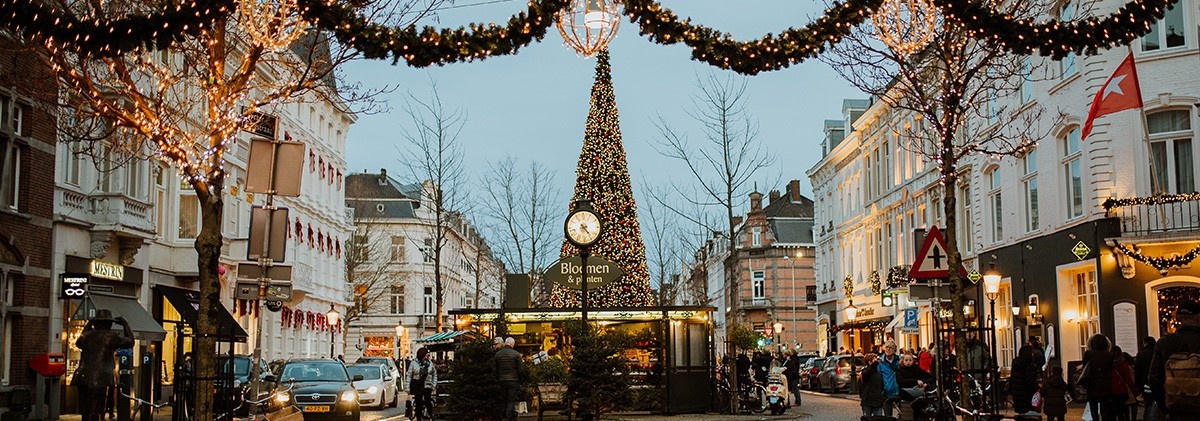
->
[1064,309,1078,323]
[1028,294,1042,324]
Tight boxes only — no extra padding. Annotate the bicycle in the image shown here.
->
[714,368,768,414]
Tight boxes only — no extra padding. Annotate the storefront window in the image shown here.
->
[1072,270,1099,356]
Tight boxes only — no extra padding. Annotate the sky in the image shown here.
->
[342,0,865,211]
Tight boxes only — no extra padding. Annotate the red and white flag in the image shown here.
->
[1082,52,1143,140]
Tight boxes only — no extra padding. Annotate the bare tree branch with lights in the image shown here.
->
[396,83,472,333]
[37,0,445,418]
[479,156,564,305]
[820,0,1059,398]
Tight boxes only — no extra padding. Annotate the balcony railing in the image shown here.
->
[740,297,773,309]
[1105,194,1200,236]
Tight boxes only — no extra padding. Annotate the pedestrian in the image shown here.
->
[859,353,886,417]
[736,351,751,387]
[1148,299,1200,420]
[72,310,135,421]
[1041,365,1070,421]
[493,337,524,421]
[895,353,932,400]
[1135,336,1156,420]
[877,340,901,416]
[753,351,773,386]
[1081,334,1115,421]
[782,350,802,406]
[1108,345,1136,421]
[1009,344,1041,415]
[1030,336,1047,372]
[406,347,437,421]
[918,345,934,373]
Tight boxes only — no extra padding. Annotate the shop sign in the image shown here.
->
[544,255,624,291]
[1072,241,1092,260]
[60,273,89,299]
[857,307,876,317]
[89,260,124,281]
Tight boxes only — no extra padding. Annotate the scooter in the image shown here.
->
[765,367,790,415]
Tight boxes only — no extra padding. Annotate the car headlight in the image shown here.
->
[366,386,378,395]
[340,390,357,402]
[274,392,290,404]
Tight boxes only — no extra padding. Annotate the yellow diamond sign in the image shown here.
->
[1072,241,1091,260]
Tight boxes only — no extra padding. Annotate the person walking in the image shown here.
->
[918,346,934,373]
[1009,344,1041,415]
[1030,336,1047,372]
[895,353,932,400]
[1135,336,1156,420]
[1108,346,1136,421]
[782,351,802,406]
[1148,300,1200,420]
[493,337,525,421]
[1041,365,1070,421]
[72,310,135,421]
[1082,334,1116,421]
[859,353,886,417]
[877,341,901,417]
[406,347,437,421]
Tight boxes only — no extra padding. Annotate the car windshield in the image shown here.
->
[357,358,388,367]
[280,361,350,382]
[347,365,382,380]
[220,358,251,376]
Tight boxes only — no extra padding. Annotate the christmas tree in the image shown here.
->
[551,50,653,308]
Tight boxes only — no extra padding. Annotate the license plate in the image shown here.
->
[769,397,779,403]
[303,405,330,413]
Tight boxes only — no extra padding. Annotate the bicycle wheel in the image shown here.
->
[749,386,767,414]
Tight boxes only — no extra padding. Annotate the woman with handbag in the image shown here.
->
[1082,334,1116,421]
[406,347,438,421]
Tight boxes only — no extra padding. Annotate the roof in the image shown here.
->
[345,172,420,200]
[770,219,815,244]
[763,193,814,218]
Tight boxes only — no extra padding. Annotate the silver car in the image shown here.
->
[816,356,865,393]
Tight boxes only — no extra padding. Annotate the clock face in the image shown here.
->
[566,210,601,246]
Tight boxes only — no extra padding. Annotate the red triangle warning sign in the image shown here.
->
[908,226,968,280]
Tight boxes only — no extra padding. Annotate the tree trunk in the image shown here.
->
[192,174,225,421]
[435,252,444,332]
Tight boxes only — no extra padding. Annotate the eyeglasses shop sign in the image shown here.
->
[544,255,625,291]
[60,273,89,299]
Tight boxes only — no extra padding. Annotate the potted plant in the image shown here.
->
[531,355,569,404]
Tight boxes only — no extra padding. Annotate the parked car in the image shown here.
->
[799,357,826,390]
[816,356,865,393]
[347,363,398,409]
[268,359,363,420]
[355,357,401,384]
[215,355,267,415]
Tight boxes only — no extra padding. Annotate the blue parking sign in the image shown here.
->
[904,307,919,329]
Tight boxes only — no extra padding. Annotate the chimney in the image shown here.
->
[378,168,388,185]
[787,180,801,201]
[731,216,744,227]
[768,190,781,204]
[749,191,763,212]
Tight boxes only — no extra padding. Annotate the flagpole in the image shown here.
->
[1125,45,1162,197]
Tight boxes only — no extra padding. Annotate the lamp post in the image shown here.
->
[326,305,340,359]
[773,322,784,352]
[784,250,802,349]
[845,300,859,394]
[395,324,404,358]
[983,263,1002,411]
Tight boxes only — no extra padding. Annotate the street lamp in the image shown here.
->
[395,324,404,358]
[783,250,802,349]
[983,263,1002,411]
[845,300,859,394]
[326,305,340,358]
[773,322,784,351]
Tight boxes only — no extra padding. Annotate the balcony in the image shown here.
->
[1106,194,1200,237]
[56,188,156,237]
[740,297,774,310]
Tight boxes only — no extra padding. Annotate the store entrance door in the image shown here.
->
[666,321,711,413]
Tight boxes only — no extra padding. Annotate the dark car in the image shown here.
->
[268,359,363,420]
[799,357,825,390]
[215,355,267,414]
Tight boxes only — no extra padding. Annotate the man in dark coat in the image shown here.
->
[73,310,135,421]
[859,354,886,416]
[1148,300,1200,419]
[782,351,802,406]
[1134,337,1156,394]
[493,337,524,421]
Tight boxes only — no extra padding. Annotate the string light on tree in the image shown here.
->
[555,0,620,57]
[872,0,939,56]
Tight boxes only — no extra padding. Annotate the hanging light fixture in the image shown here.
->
[556,0,621,57]
[872,0,940,56]
[238,0,309,52]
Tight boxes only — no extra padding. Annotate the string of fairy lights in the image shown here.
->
[1112,239,1200,274]
[550,50,653,308]
[1,0,1182,74]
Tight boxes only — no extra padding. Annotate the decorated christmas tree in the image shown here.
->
[550,50,653,308]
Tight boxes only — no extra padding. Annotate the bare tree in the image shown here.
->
[343,183,408,348]
[38,0,443,417]
[397,83,470,332]
[640,183,694,306]
[479,156,562,304]
[821,0,1054,382]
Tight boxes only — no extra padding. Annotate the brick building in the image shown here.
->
[0,34,56,416]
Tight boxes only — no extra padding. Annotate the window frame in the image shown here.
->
[1139,1,1188,52]
[1023,149,1040,232]
[988,168,1003,242]
[1063,127,1085,219]
[390,285,405,315]
[751,270,766,299]
[1147,109,1196,195]
[0,136,21,210]
[1058,2,1078,79]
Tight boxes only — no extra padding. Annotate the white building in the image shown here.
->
[343,170,504,361]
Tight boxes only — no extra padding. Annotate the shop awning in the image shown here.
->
[415,330,470,345]
[830,316,892,333]
[156,285,249,342]
[73,292,167,341]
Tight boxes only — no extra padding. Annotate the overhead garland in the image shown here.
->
[1102,192,1200,213]
[620,0,884,75]
[0,0,233,55]
[297,0,571,66]
[931,0,1180,59]
[1111,239,1200,273]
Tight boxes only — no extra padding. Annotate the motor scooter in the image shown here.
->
[765,367,790,415]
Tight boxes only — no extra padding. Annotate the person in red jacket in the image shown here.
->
[918,344,934,373]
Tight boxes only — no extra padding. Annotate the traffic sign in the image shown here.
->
[908,226,968,280]
[967,270,982,285]
[902,307,919,334]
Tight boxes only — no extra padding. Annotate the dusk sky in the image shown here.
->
[342,0,865,209]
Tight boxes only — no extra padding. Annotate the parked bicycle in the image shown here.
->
[714,366,767,414]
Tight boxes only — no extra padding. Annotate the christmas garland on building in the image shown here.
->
[869,271,881,296]
[620,0,883,75]
[0,0,233,55]
[886,266,911,288]
[298,0,570,67]
[931,0,1180,59]
[1111,239,1200,273]
[843,275,855,298]
[1102,192,1200,213]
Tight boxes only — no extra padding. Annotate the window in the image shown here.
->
[1071,269,1100,356]
[0,272,12,386]
[989,169,1003,242]
[98,146,117,193]
[390,285,405,314]
[1,93,24,136]
[1023,149,1039,232]
[422,239,434,263]
[0,136,20,210]
[154,167,167,232]
[1141,1,1186,51]
[1063,128,1085,218]
[1148,110,1195,194]
[178,194,200,239]
[1020,58,1033,103]
[1059,2,1078,78]
[390,236,405,261]
[125,161,145,200]
[751,227,762,247]
[959,183,973,252]
[63,143,82,186]
[751,271,765,299]
[995,282,1014,370]
[422,287,433,315]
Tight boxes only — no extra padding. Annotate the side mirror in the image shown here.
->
[352,374,364,382]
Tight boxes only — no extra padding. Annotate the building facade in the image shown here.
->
[343,170,504,361]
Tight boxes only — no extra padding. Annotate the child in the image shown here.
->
[1041,365,1069,421]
